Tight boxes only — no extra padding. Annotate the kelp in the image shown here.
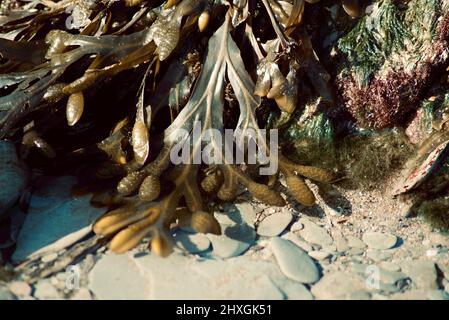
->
[1,0,345,256]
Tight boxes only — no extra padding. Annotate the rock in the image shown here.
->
[174,232,211,254]
[402,260,438,290]
[257,211,292,237]
[34,279,60,300]
[275,279,314,300]
[346,235,366,249]
[362,232,398,250]
[89,253,151,299]
[331,230,350,253]
[379,261,401,272]
[12,176,105,263]
[132,253,286,299]
[444,283,449,294]
[0,287,17,300]
[298,218,333,247]
[351,262,369,274]
[270,237,320,284]
[282,234,313,252]
[429,232,449,247]
[308,251,331,261]
[41,253,58,263]
[72,288,93,300]
[366,249,393,262]
[348,247,365,256]
[290,222,304,232]
[234,203,258,227]
[208,224,256,259]
[311,272,365,299]
[8,281,32,297]
[391,290,428,300]
[427,290,449,300]
[378,269,408,286]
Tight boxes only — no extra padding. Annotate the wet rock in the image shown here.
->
[270,237,320,284]
[362,232,398,250]
[12,176,105,262]
[257,211,292,237]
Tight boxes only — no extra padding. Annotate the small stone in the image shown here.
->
[283,234,313,252]
[378,269,408,285]
[331,230,350,253]
[308,251,331,261]
[276,280,314,300]
[174,232,211,254]
[311,272,365,300]
[379,261,401,272]
[298,218,333,247]
[8,281,32,297]
[351,262,369,274]
[271,237,320,284]
[427,290,449,300]
[290,222,304,232]
[348,247,364,256]
[346,235,366,249]
[41,252,58,263]
[362,232,398,250]
[34,279,60,299]
[207,224,256,259]
[366,249,393,262]
[72,288,92,300]
[402,260,438,290]
[235,203,258,227]
[257,212,292,237]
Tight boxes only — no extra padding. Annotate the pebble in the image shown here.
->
[311,271,365,299]
[298,218,333,247]
[379,261,401,272]
[207,224,256,259]
[283,234,313,252]
[290,222,304,232]
[275,279,314,300]
[308,251,331,261]
[402,260,438,290]
[234,203,258,227]
[348,247,364,256]
[34,279,60,299]
[362,231,398,250]
[366,249,393,262]
[8,281,32,297]
[174,232,211,254]
[378,269,408,286]
[331,230,350,253]
[270,237,320,284]
[257,212,292,237]
[346,235,366,249]
[41,253,58,263]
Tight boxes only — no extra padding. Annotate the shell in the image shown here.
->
[393,139,449,195]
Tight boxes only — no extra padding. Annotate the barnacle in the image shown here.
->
[0,0,348,256]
